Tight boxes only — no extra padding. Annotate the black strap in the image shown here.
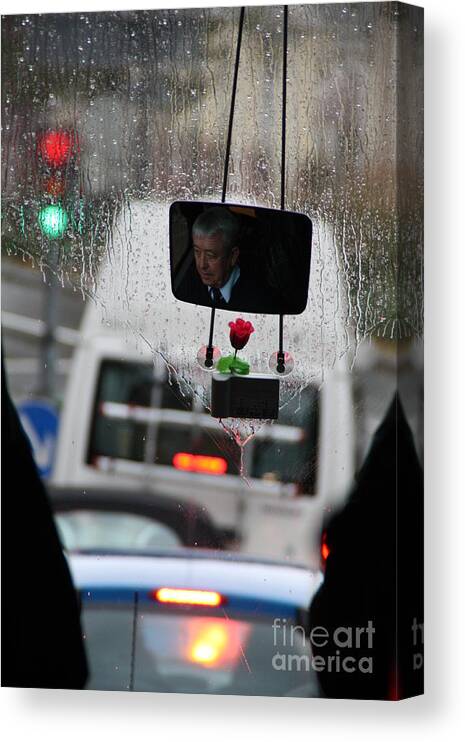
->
[277,5,289,372]
[206,7,245,366]
[221,7,245,203]
[280,5,288,212]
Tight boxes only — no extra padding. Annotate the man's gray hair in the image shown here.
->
[192,207,240,253]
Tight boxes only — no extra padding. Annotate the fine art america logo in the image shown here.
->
[271,618,376,674]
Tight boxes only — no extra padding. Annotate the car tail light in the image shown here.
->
[153,587,224,607]
[321,542,330,560]
[321,530,330,562]
[172,452,228,475]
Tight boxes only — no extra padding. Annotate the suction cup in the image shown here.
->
[269,351,294,376]
[197,345,221,370]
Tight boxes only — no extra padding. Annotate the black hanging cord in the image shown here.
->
[277,315,285,372]
[205,7,245,367]
[222,6,246,203]
[280,5,288,212]
[204,306,216,368]
[277,5,288,374]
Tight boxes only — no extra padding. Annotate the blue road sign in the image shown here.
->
[18,399,59,479]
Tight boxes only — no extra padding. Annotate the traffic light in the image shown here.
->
[37,204,69,239]
[37,129,77,169]
[35,128,80,239]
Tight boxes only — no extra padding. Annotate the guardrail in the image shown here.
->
[2,310,79,347]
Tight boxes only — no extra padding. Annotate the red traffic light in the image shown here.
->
[37,129,79,168]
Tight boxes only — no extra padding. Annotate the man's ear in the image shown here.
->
[231,246,240,266]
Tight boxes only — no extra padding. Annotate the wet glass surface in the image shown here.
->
[1,3,423,477]
[2,7,424,699]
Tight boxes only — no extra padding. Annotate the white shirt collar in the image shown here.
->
[209,265,240,304]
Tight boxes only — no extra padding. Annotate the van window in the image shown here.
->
[87,360,318,492]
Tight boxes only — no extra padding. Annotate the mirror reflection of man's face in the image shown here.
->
[192,230,239,289]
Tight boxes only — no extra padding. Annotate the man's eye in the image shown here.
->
[194,251,218,260]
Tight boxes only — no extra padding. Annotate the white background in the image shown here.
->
[1,0,464,740]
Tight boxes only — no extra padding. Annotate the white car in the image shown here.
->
[69,549,323,697]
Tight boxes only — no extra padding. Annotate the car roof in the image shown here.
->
[48,485,225,549]
[69,550,322,610]
[48,485,209,517]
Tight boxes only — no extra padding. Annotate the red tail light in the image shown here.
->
[172,452,227,476]
[321,530,330,562]
[153,587,224,607]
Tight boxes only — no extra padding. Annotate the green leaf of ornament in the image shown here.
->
[216,355,235,374]
[230,357,250,375]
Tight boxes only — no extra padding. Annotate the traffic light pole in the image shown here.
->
[37,244,58,399]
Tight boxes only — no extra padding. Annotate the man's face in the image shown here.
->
[192,230,239,289]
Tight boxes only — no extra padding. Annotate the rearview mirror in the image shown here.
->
[169,201,312,315]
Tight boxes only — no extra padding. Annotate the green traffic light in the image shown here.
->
[38,204,69,238]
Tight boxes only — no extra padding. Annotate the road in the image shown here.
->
[1,256,86,402]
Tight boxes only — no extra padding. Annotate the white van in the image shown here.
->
[53,199,397,568]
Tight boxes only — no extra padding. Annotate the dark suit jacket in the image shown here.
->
[174,261,281,314]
